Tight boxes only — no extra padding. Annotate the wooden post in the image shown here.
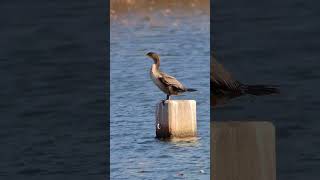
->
[155,100,197,138]
[211,122,276,180]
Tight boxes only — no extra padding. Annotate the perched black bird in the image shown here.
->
[146,52,197,101]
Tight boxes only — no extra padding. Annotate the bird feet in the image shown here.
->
[162,95,170,106]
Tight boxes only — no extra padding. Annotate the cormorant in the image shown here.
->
[211,50,279,106]
[146,52,197,101]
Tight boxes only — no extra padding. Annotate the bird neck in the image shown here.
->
[152,56,160,69]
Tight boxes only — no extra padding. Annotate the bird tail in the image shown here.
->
[241,84,279,96]
[186,88,197,92]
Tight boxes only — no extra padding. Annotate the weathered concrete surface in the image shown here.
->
[211,121,276,180]
[156,100,197,138]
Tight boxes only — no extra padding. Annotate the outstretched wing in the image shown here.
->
[159,72,186,91]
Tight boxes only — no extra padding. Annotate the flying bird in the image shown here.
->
[146,52,197,101]
[211,50,279,106]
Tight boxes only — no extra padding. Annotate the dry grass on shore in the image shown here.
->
[110,0,209,15]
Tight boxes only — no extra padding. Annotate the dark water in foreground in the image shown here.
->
[0,1,107,179]
[111,9,210,179]
[213,0,320,179]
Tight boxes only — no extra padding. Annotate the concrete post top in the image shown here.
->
[156,99,197,138]
[160,100,196,104]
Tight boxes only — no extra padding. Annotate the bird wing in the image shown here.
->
[211,52,241,92]
[159,72,186,91]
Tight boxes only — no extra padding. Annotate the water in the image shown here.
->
[110,4,210,179]
[212,0,320,179]
[0,1,107,179]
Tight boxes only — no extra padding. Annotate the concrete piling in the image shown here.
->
[211,121,276,180]
[155,100,197,138]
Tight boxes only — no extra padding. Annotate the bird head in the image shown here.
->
[146,52,160,62]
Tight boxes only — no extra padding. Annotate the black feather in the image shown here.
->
[186,88,197,92]
[241,84,280,96]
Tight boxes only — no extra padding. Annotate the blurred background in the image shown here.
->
[212,0,320,179]
[111,0,209,17]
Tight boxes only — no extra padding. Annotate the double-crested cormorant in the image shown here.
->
[146,52,197,101]
[211,50,279,106]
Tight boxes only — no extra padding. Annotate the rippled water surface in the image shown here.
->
[110,2,210,179]
[0,1,107,179]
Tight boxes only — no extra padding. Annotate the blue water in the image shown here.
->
[111,9,210,179]
[212,0,320,179]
